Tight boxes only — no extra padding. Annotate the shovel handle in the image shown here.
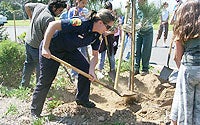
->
[50,55,124,97]
[104,36,112,70]
[167,39,174,67]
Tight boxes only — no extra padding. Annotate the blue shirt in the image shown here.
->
[68,7,88,21]
[50,19,101,52]
[60,11,68,19]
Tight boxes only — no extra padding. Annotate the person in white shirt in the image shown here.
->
[154,2,169,47]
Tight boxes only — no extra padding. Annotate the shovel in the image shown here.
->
[50,55,134,97]
[104,36,116,82]
[159,40,174,81]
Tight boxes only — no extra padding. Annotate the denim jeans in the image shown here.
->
[170,65,200,124]
[134,28,153,71]
[99,50,115,71]
[123,34,131,61]
[21,43,40,87]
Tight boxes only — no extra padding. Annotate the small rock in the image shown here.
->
[81,115,85,118]
[98,116,105,122]
[18,116,31,124]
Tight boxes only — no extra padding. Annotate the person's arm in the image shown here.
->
[174,41,184,69]
[24,3,33,20]
[89,50,99,81]
[42,20,62,59]
[25,3,46,21]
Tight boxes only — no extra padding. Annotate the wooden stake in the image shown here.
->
[114,0,131,89]
[130,0,136,91]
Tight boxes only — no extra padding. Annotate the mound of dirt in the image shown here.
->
[0,72,175,125]
[50,72,175,124]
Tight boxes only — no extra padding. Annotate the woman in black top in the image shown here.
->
[31,9,115,118]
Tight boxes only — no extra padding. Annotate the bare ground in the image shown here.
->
[0,70,175,125]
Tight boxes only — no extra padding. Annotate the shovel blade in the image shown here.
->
[160,66,173,81]
[108,70,116,82]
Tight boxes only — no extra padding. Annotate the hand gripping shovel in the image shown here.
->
[160,40,174,81]
[104,36,116,82]
[50,55,134,97]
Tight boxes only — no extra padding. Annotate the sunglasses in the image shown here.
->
[103,22,112,30]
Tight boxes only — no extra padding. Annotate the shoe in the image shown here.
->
[71,75,78,84]
[163,43,168,48]
[76,100,96,108]
[31,113,41,120]
[134,70,139,75]
[97,72,104,79]
[141,70,149,76]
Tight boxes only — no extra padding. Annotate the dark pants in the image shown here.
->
[135,28,153,71]
[31,45,90,116]
[157,22,168,40]
[21,43,39,87]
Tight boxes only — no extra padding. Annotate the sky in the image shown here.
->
[111,0,181,13]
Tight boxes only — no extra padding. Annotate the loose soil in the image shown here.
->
[0,69,175,125]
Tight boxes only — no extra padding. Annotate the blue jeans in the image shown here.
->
[170,65,200,124]
[21,43,40,87]
[135,28,153,71]
[99,50,115,71]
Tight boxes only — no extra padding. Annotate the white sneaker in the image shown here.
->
[163,43,167,48]
[72,75,78,85]
[97,72,104,79]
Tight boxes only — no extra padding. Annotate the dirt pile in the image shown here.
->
[0,73,175,125]
[50,73,175,124]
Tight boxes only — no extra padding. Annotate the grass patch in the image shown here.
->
[0,85,31,100]
[4,19,173,31]
[5,20,30,26]
[46,98,63,112]
[5,17,60,26]
[4,104,18,116]
[32,117,46,125]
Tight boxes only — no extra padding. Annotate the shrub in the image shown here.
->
[0,40,25,87]
[0,26,9,41]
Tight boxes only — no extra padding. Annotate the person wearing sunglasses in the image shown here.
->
[30,9,115,119]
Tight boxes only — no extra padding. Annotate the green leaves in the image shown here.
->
[139,3,161,24]
[0,40,25,87]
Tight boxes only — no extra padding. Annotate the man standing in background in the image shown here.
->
[20,0,66,87]
[134,0,154,75]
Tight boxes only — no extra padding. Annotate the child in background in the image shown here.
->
[154,2,169,47]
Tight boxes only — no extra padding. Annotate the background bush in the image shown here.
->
[0,40,25,87]
[0,26,9,41]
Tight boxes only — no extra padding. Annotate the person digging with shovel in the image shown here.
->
[30,9,115,119]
